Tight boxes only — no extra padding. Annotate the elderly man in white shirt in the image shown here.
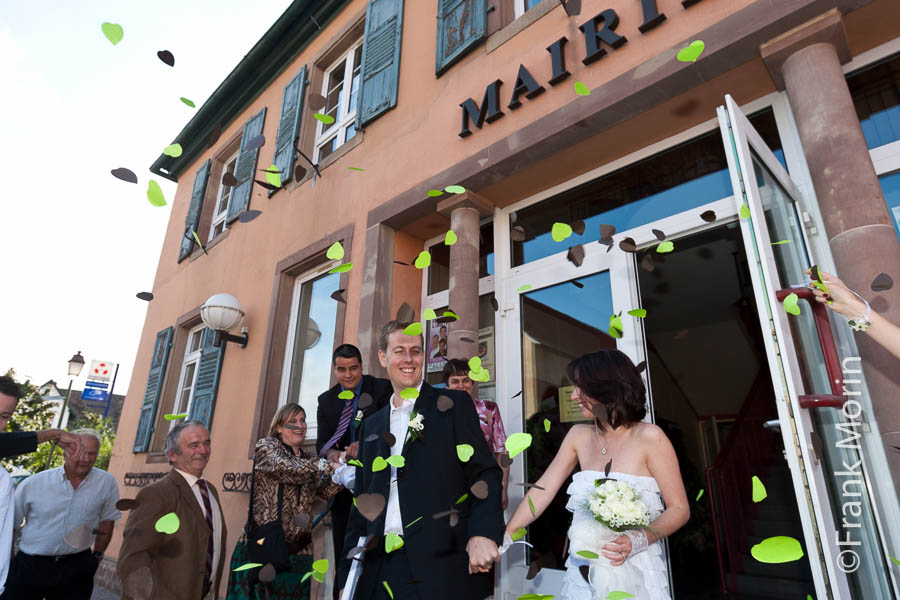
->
[1,429,120,600]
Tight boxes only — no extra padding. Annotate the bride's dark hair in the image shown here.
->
[566,349,646,430]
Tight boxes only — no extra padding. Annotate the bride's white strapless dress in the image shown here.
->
[559,471,671,600]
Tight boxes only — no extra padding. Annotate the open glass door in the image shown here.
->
[498,243,651,597]
[718,94,894,599]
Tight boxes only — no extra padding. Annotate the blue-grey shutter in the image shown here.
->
[271,67,308,194]
[357,0,404,127]
[178,159,211,262]
[133,327,173,452]
[188,327,224,430]
[226,107,267,222]
[436,0,486,76]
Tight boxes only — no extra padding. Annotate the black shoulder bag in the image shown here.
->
[245,459,291,571]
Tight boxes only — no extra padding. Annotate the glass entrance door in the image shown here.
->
[718,94,894,598]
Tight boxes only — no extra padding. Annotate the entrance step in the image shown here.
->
[735,574,815,599]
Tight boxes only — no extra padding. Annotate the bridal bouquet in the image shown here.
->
[587,479,651,532]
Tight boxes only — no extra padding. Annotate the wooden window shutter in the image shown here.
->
[436,0,486,77]
[178,159,211,263]
[271,66,308,193]
[133,326,174,452]
[357,0,404,128]
[188,327,225,430]
[226,107,267,222]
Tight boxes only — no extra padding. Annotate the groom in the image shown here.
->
[337,320,504,600]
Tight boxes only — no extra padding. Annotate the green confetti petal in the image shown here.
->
[403,322,423,336]
[328,262,353,274]
[385,532,404,553]
[163,413,189,421]
[551,222,573,242]
[456,493,469,504]
[676,39,704,62]
[383,581,394,599]
[414,251,432,269]
[314,113,335,124]
[386,455,406,468]
[442,310,459,320]
[147,179,166,207]
[301,571,313,583]
[771,239,792,245]
[469,368,490,382]
[348,166,365,171]
[400,387,419,400]
[445,230,458,246]
[154,512,180,534]
[468,356,482,371]
[233,562,263,572]
[543,419,551,433]
[607,593,635,600]
[750,536,804,563]
[574,81,591,96]
[180,97,195,108]
[752,476,767,503]
[696,489,705,501]
[372,457,388,472]
[506,432,533,459]
[656,241,674,253]
[265,163,281,188]
[347,459,363,467]
[427,189,444,197]
[517,284,532,293]
[312,570,326,583]
[338,390,354,400]
[576,550,599,559]
[405,516,423,528]
[608,314,624,339]
[423,308,437,320]
[326,241,345,260]
[890,555,900,566]
[783,292,801,316]
[456,444,474,462]
[511,527,527,541]
[627,309,647,318]
[445,185,465,194]
[740,204,751,219]
[517,595,555,600]
[528,496,536,516]
[163,143,183,158]
[312,558,329,573]
[191,230,204,251]
[101,22,124,45]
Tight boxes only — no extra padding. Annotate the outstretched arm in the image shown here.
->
[504,426,580,537]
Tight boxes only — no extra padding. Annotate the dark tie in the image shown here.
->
[318,397,355,458]
[196,479,215,597]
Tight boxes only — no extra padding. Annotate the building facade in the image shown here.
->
[103,0,900,598]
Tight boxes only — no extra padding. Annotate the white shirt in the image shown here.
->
[174,469,223,583]
[383,381,424,537]
[14,466,120,555]
[0,469,14,594]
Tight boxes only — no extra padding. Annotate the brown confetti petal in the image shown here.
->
[600,224,616,238]
[437,395,454,412]
[116,498,140,511]
[381,431,397,446]
[562,0,582,17]
[358,392,374,410]
[460,337,476,343]
[872,273,894,292]
[571,280,584,288]
[635,360,647,374]
[283,424,303,431]
[364,534,379,552]
[294,166,307,180]
[396,302,416,323]
[449,513,460,527]
[310,498,329,516]
[221,172,239,187]
[136,292,154,301]
[347,545,365,559]
[510,211,518,224]
[604,458,613,478]
[292,513,311,529]
[123,566,153,600]
[245,134,265,152]
[571,220,586,235]
[652,229,667,241]
[259,563,277,583]
[207,123,223,147]
[432,508,459,519]
[619,237,637,252]
[254,179,280,191]
[514,483,546,490]
[527,551,544,579]
[394,260,411,266]
[111,167,138,184]
[365,433,379,442]
[579,564,591,583]
[510,225,526,242]
[157,50,175,67]
[490,296,499,311]
[471,480,489,499]
[308,93,327,111]
[237,210,262,223]
[356,493,387,522]
[700,209,717,223]
[510,390,523,399]
[498,453,513,468]
[567,244,585,267]
[330,289,346,303]
[157,537,183,558]
[640,254,656,272]
[63,524,94,548]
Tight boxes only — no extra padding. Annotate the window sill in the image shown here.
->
[487,0,558,54]
[188,228,230,263]
[287,131,365,192]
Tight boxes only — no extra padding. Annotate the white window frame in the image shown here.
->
[171,324,205,428]
[314,41,363,164]
[277,259,341,437]
[514,0,544,18]
[209,151,239,242]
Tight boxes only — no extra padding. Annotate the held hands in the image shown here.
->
[466,536,500,574]
[344,441,360,460]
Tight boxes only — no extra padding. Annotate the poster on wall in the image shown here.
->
[426,320,450,373]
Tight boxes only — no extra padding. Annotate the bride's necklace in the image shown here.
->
[596,427,622,455]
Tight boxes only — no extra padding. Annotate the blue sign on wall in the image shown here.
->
[81,388,109,401]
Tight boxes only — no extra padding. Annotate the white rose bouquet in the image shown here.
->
[587,479,651,532]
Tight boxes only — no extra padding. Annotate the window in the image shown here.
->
[209,151,239,241]
[171,324,204,426]
[315,43,363,163]
[514,0,545,17]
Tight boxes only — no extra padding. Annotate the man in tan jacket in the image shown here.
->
[118,421,227,600]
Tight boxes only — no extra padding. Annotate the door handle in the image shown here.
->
[763,419,781,432]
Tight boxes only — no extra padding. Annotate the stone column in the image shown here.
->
[437,192,493,361]
[762,10,900,485]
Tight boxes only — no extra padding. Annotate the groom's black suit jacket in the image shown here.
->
[337,383,504,600]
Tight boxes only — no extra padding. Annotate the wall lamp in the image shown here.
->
[201,293,249,348]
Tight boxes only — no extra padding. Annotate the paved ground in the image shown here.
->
[91,585,119,600]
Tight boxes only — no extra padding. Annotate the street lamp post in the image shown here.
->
[45,351,85,468]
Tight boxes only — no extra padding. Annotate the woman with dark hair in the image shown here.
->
[505,349,689,599]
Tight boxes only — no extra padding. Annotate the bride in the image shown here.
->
[505,350,690,599]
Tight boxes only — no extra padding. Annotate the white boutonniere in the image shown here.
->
[407,411,425,442]
[353,409,364,428]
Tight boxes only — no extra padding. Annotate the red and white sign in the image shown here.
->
[89,360,116,381]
